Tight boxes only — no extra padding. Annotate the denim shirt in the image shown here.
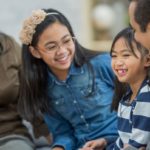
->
[44,53,118,150]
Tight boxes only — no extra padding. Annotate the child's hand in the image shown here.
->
[123,144,146,150]
[52,147,64,150]
[79,138,107,150]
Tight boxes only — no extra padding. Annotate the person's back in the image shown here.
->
[0,32,34,150]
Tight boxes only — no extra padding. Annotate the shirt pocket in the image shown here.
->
[80,83,112,110]
[51,96,66,113]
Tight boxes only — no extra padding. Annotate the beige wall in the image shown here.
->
[0,0,129,51]
[0,0,83,44]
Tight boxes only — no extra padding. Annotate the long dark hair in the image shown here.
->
[110,27,150,111]
[18,8,102,121]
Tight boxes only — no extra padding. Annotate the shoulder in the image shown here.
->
[137,84,150,103]
[91,53,111,66]
[89,52,115,84]
[90,52,112,70]
[91,52,111,63]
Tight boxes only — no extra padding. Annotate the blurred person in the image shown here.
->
[18,8,118,150]
[128,0,150,51]
[0,32,34,150]
[0,32,51,150]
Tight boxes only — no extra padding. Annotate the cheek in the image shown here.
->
[71,44,75,53]
[70,46,75,58]
[135,33,150,49]
[135,32,145,42]
[41,54,54,65]
[134,32,141,42]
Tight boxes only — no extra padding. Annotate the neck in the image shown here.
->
[130,78,145,101]
[52,69,68,81]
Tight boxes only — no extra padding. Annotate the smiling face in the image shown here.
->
[30,22,75,80]
[111,37,147,86]
[129,1,150,50]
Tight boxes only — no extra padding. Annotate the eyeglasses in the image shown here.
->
[37,36,75,53]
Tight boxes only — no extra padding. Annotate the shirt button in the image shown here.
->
[88,89,91,93]
[86,124,89,127]
[73,100,77,104]
[80,115,84,119]
[55,101,59,105]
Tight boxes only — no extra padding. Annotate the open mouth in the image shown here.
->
[116,69,127,77]
[55,54,70,64]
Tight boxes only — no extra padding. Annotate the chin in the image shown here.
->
[60,63,71,70]
[118,78,127,83]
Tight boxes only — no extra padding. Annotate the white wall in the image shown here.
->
[0,0,83,44]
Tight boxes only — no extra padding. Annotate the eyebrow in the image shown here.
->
[44,34,71,47]
[112,49,131,53]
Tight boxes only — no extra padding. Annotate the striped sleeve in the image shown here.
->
[129,85,150,148]
[107,137,123,150]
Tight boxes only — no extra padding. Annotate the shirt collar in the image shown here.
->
[69,62,84,75]
[47,62,85,85]
[122,78,149,102]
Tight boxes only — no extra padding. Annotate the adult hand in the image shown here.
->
[80,138,107,150]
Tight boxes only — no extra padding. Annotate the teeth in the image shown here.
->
[57,55,68,61]
[118,70,125,73]
[117,69,127,76]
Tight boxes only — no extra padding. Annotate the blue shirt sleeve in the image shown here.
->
[96,53,115,88]
[44,110,76,150]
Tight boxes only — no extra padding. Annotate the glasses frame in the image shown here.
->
[36,36,76,54]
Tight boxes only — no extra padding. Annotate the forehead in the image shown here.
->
[38,22,70,44]
[113,38,129,50]
[112,37,138,53]
[42,22,69,36]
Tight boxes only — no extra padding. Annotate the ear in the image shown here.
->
[144,54,150,67]
[146,23,150,32]
[29,46,41,59]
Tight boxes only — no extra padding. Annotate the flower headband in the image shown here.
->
[19,9,58,45]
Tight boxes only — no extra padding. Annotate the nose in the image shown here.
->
[56,43,67,55]
[115,59,124,66]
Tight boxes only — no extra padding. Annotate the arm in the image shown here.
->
[85,54,118,149]
[97,54,115,88]
[44,109,76,150]
[128,96,150,148]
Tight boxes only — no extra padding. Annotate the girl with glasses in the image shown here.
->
[18,8,118,150]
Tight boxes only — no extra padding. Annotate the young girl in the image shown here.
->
[81,27,150,150]
[18,9,118,150]
[110,27,150,150]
